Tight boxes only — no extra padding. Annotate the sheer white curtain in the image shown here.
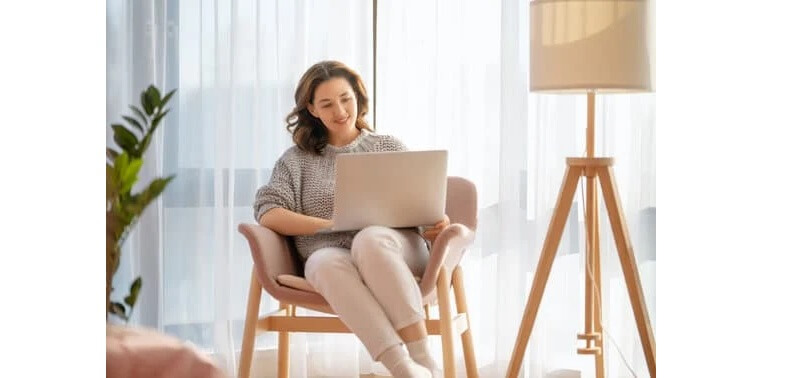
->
[107,0,378,376]
[108,0,655,377]
[377,0,655,377]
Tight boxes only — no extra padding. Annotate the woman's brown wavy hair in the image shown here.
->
[285,60,372,154]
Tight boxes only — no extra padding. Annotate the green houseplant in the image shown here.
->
[106,85,176,321]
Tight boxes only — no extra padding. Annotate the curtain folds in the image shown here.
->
[107,1,655,376]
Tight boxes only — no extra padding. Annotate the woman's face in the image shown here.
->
[307,77,358,137]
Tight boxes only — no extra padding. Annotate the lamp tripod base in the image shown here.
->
[505,157,656,378]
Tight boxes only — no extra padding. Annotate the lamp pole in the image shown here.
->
[576,91,606,378]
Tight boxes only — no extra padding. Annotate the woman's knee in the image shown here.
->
[351,226,402,264]
[304,248,356,287]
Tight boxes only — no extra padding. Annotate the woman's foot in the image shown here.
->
[406,339,442,378]
[379,344,432,378]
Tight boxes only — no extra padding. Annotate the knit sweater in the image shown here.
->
[253,129,422,260]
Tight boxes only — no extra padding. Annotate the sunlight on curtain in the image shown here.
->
[108,0,375,376]
[378,1,656,377]
[108,0,655,376]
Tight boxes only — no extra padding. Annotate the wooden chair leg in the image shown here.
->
[238,268,262,378]
[453,266,479,378]
[278,303,291,378]
[437,267,457,378]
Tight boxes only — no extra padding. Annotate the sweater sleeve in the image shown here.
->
[253,157,297,222]
[375,134,408,152]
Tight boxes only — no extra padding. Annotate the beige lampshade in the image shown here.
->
[529,0,653,93]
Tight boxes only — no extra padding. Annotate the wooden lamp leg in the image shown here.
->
[506,158,656,378]
[592,200,606,378]
[597,166,656,378]
[590,173,606,378]
[506,165,583,377]
[577,173,606,377]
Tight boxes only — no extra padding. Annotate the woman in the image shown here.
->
[253,60,448,378]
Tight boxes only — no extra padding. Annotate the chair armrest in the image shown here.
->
[238,223,301,296]
[418,223,475,298]
[238,223,360,311]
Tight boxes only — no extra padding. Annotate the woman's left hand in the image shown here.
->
[422,214,450,242]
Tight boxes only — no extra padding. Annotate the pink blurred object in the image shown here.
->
[106,324,228,378]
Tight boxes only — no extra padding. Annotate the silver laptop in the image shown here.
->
[318,150,448,233]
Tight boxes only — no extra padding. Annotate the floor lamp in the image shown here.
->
[507,1,656,377]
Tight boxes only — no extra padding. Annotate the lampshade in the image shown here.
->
[529,0,653,93]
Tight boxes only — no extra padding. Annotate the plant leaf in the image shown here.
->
[113,152,130,178]
[120,158,143,194]
[129,105,148,125]
[138,133,153,158]
[109,301,127,320]
[159,89,177,109]
[143,176,174,200]
[150,109,171,131]
[146,86,161,111]
[126,176,174,216]
[124,277,142,307]
[112,124,138,154]
[149,85,162,100]
[122,116,144,134]
[141,92,154,116]
[106,148,120,163]
[108,85,178,325]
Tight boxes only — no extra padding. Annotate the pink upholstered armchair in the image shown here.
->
[237,176,479,378]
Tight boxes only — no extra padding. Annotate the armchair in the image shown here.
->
[237,176,479,378]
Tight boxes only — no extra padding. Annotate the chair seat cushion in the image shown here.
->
[276,274,423,294]
[276,274,317,293]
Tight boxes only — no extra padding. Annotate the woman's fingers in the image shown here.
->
[423,224,446,241]
[433,217,450,229]
[423,216,450,241]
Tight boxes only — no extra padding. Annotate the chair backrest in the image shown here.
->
[444,176,478,231]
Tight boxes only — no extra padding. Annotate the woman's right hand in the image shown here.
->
[421,214,450,243]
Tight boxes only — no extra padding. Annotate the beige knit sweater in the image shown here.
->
[253,129,420,260]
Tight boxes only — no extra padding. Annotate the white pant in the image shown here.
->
[304,226,430,360]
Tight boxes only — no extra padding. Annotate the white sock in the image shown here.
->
[406,339,442,378]
[378,344,432,378]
